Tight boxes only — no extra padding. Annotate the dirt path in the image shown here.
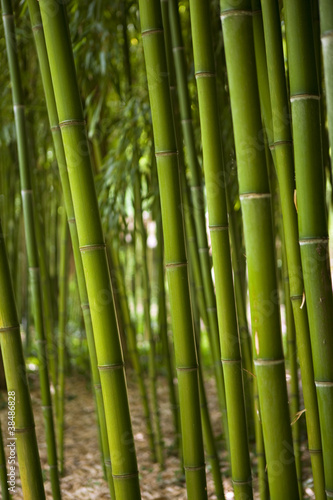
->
[0,371,314,498]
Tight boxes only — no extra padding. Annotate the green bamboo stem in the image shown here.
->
[38,2,140,497]
[283,1,333,495]
[220,2,299,498]
[0,220,46,499]
[139,1,208,497]
[184,222,225,499]
[188,1,253,497]
[0,420,10,500]
[154,205,180,450]
[320,1,333,165]
[57,207,69,475]
[281,229,302,497]
[26,3,115,496]
[134,170,163,466]
[1,2,62,497]
[35,205,57,391]
[161,0,227,450]
[259,1,327,497]
[167,0,229,432]
[107,239,156,462]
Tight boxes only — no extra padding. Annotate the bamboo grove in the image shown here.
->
[0,0,333,498]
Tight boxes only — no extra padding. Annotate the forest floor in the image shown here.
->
[0,370,315,499]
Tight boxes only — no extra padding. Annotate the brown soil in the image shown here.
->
[0,370,314,499]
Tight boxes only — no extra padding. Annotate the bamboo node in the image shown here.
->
[308,449,322,455]
[299,237,329,245]
[209,225,228,232]
[59,119,86,128]
[81,303,90,310]
[195,71,215,79]
[13,425,35,434]
[181,118,192,124]
[21,189,33,194]
[232,478,253,485]
[80,243,106,252]
[206,307,217,312]
[239,192,271,200]
[50,125,60,132]
[222,359,241,365]
[184,464,205,471]
[141,28,163,37]
[254,358,285,366]
[113,471,139,480]
[13,104,25,110]
[176,365,198,372]
[32,24,43,32]
[2,14,14,19]
[165,262,187,269]
[315,381,333,388]
[269,140,292,151]
[0,324,20,334]
[325,490,333,498]
[220,9,252,21]
[67,217,76,224]
[155,150,177,157]
[198,247,209,252]
[172,46,185,52]
[290,94,320,102]
[98,363,124,371]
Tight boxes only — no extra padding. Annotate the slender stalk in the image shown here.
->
[188,1,253,497]
[320,1,333,164]
[38,1,140,497]
[0,220,46,499]
[168,0,229,436]
[57,206,69,475]
[1,2,62,497]
[107,239,156,462]
[259,1,327,497]
[26,3,115,496]
[220,2,299,498]
[139,1,208,497]
[284,1,333,495]
[134,170,163,466]
[0,420,10,500]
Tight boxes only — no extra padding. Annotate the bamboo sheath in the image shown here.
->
[0,220,46,499]
[38,1,140,497]
[1,1,62,497]
[26,2,115,495]
[220,2,299,498]
[167,0,230,440]
[188,1,253,498]
[284,1,333,495]
[259,2,326,497]
[139,1,208,497]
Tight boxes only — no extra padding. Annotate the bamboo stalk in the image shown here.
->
[188,1,253,497]
[167,0,229,438]
[1,2,62,496]
[134,169,163,466]
[220,2,299,497]
[57,206,69,475]
[38,1,140,497]
[26,3,115,496]
[258,1,327,496]
[138,1,208,497]
[283,1,333,495]
[0,420,10,500]
[320,1,333,166]
[0,219,46,499]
